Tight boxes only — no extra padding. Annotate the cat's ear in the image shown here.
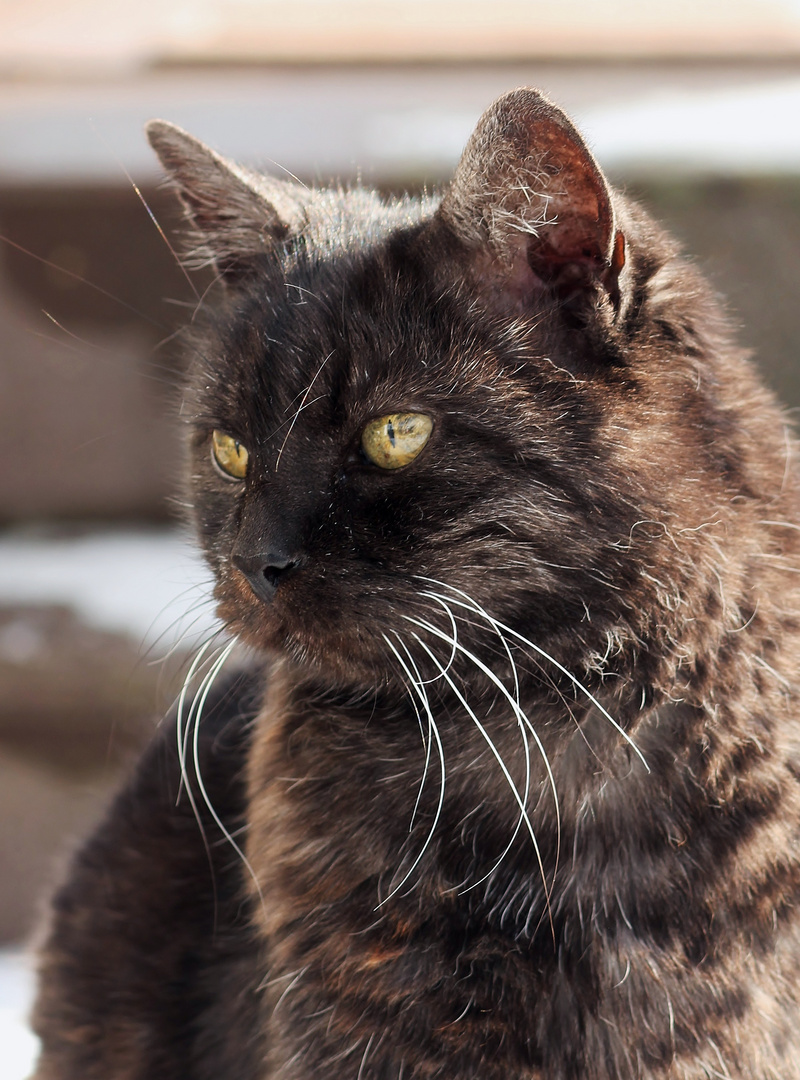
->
[146,120,306,284]
[438,88,625,314]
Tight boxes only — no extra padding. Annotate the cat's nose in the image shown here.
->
[232,551,301,603]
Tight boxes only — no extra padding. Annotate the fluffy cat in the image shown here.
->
[31,88,800,1079]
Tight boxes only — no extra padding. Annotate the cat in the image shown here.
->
[30,87,800,1079]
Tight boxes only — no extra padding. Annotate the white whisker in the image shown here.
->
[191,641,263,882]
[422,594,555,896]
[418,594,561,862]
[275,350,334,471]
[177,636,266,912]
[407,607,561,835]
[413,599,459,685]
[398,670,432,831]
[408,628,552,920]
[380,633,446,905]
[176,637,221,808]
[418,577,649,773]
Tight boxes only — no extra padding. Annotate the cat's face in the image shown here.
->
[187,249,628,681]
[150,90,761,694]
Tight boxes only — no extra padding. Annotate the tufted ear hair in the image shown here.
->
[438,88,626,314]
[146,120,307,285]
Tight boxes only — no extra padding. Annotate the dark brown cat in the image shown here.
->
[31,88,800,1079]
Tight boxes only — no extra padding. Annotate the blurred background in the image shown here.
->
[2,0,800,1072]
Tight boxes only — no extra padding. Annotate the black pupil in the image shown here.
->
[387,420,395,447]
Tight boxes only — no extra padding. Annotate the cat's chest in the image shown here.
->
[243,692,547,1074]
[240,686,714,1078]
[252,881,678,1080]
[259,896,552,1078]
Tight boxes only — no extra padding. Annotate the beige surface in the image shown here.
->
[3,0,800,71]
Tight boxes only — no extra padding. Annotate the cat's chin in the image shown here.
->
[247,628,395,688]
[214,593,396,687]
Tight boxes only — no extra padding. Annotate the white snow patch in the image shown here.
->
[578,77,800,174]
[0,528,221,651]
[0,951,38,1080]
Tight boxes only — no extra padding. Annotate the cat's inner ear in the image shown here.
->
[146,120,307,285]
[439,88,625,312]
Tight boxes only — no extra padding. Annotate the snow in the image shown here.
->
[578,77,800,175]
[0,951,38,1080]
[366,77,800,178]
[0,527,222,651]
[3,71,800,184]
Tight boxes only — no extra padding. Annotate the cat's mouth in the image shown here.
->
[216,559,519,690]
[214,564,408,682]
[214,562,519,704]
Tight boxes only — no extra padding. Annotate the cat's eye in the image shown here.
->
[361,413,433,470]
[211,430,249,480]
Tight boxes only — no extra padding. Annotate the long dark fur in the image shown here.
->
[32,89,800,1079]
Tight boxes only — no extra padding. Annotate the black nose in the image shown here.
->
[232,551,301,603]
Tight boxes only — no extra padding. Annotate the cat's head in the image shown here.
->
[148,89,777,698]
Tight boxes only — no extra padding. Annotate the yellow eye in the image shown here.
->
[361,413,433,470]
[211,430,249,480]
